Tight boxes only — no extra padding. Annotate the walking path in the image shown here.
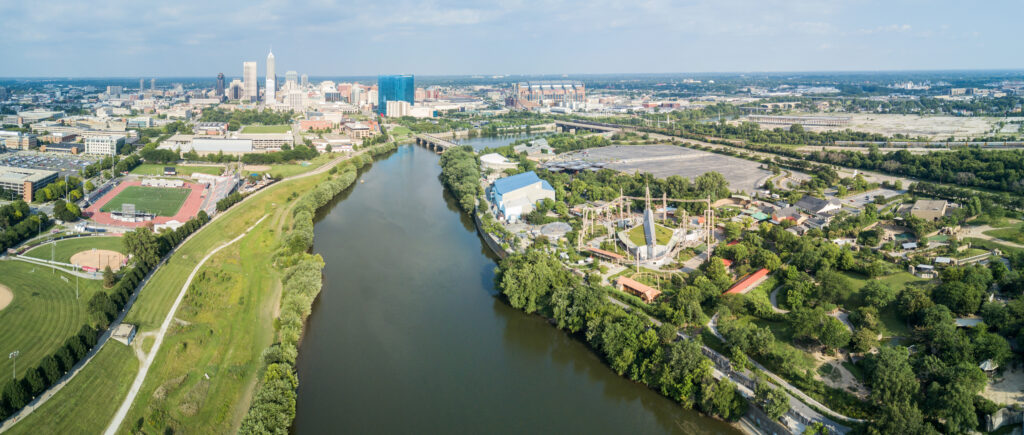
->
[9,256,101,280]
[104,215,268,435]
[769,286,789,314]
[960,224,1024,249]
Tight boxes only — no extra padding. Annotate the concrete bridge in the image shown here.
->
[554,120,624,134]
[414,134,459,153]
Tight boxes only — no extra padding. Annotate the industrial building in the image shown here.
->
[910,199,949,221]
[0,166,58,202]
[507,81,585,109]
[488,171,556,222]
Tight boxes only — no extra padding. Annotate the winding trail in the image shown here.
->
[103,215,268,435]
[769,285,789,314]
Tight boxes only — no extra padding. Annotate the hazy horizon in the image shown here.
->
[1,0,1021,78]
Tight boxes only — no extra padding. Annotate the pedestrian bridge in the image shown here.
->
[554,120,623,134]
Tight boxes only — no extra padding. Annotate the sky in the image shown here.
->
[0,0,1020,77]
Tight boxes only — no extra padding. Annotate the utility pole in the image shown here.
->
[52,242,55,274]
[76,274,79,299]
[8,351,18,380]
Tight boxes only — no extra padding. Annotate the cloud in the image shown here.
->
[857,23,912,35]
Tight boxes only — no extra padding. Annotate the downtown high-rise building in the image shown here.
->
[378,74,414,115]
[243,61,258,102]
[300,73,308,88]
[265,50,276,102]
[216,73,226,97]
[285,71,298,89]
[139,78,144,91]
[150,78,156,90]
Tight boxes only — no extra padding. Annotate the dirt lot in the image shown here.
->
[983,369,1024,406]
[799,114,1018,140]
[71,249,126,272]
[561,144,775,194]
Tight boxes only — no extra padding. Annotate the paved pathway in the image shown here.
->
[104,215,268,435]
[960,224,1024,249]
[769,285,789,314]
[9,256,101,280]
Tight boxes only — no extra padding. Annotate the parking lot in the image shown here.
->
[833,187,906,209]
[560,144,777,194]
[0,151,98,177]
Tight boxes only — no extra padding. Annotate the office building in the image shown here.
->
[216,73,225,97]
[39,143,84,155]
[386,100,411,117]
[0,132,37,150]
[243,61,258,101]
[285,71,298,89]
[266,50,276,102]
[0,86,8,100]
[85,135,126,156]
[235,133,292,151]
[0,166,58,202]
[150,78,156,90]
[300,73,308,87]
[227,79,245,100]
[106,86,123,97]
[139,78,144,91]
[377,74,414,115]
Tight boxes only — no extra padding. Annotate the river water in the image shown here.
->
[455,132,545,151]
[294,145,738,434]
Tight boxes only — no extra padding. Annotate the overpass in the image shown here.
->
[554,120,624,134]
[414,134,459,153]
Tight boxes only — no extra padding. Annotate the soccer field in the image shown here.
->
[100,186,191,217]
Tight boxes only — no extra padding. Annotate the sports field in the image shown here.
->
[241,124,290,133]
[0,261,104,379]
[100,186,191,217]
[24,236,124,264]
[130,164,223,177]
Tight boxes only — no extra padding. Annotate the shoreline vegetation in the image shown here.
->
[239,141,396,433]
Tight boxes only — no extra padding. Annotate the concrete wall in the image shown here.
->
[987,408,1024,432]
[473,211,508,260]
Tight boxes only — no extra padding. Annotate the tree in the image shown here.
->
[933,281,983,315]
[867,346,918,406]
[705,259,733,291]
[102,265,115,288]
[2,380,29,411]
[862,280,896,308]
[700,377,746,420]
[730,346,749,372]
[723,222,742,241]
[754,382,790,420]
[820,317,852,350]
[123,227,160,267]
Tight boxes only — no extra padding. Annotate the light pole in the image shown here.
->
[9,351,19,380]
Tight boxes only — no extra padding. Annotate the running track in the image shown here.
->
[84,181,204,227]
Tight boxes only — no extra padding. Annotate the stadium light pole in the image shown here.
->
[8,351,18,380]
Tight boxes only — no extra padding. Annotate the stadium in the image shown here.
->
[83,178,205,227]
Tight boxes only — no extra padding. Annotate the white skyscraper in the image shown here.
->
[243,61,258,102]
[266,50,276,102]
[285,71,298,90]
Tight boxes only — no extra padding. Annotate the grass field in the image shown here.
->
[268,152,338,178]
[131,164,223,177]
[241,125,290,133]
[7,344,139,434]
[965,237,1023,256]
[100,186,190,217]
[841,271,925,337]
[627,223,674,246]
[5,148,351,434]
[984,223,1024,244]
[0,261,104,379]
[24,236,124,264]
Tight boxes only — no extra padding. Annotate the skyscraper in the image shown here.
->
[377,75,414,115]
[285,71,298,90]
[216,73,226,97]
[300,73,308,88]
[139,78,144,91]
[265,50,276,102]
[150,78,156,90]
[243,61,258,102]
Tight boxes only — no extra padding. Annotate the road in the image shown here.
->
[103,215,268,435]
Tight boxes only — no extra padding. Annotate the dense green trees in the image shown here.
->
[199,107,295,128]
[438,146,481,213]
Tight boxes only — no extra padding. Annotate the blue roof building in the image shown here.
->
[489,171,555,222]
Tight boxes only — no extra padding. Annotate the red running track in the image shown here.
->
[84,180,205,228]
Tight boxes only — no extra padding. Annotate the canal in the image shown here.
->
[294,145,739,434]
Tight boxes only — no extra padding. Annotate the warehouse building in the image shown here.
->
[489,171,555,222]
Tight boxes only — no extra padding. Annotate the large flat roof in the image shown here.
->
[0,165,58,183]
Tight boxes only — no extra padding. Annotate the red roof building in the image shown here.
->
[616,276,662,303]
[724,268,770,295]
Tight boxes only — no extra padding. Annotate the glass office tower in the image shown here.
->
[377,74,414,115]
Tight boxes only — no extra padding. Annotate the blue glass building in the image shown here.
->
[377,74,414,115]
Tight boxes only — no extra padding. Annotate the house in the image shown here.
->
[771,206,807,225]
[616,276,662,303]
[795,195,842,215]
[489,171,556,222]
[910,200,948,221]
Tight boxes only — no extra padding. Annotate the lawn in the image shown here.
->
[626,222,674,246]
[131,164,223,177]
[388,126,413,140]
[100,186,191,217]
[24,236,124,263]
[267,152,337,178]
[965,237,1023,256]
[841,271,924,337]
[241,124,290,133]
[7,344,139,434]
[0,261,104,379]
[984,223,1024,244]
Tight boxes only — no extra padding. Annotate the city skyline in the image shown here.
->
[1,0,1022,77]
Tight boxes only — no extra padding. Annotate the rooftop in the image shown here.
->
[0,166,58,183]
[492,171,554,195]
